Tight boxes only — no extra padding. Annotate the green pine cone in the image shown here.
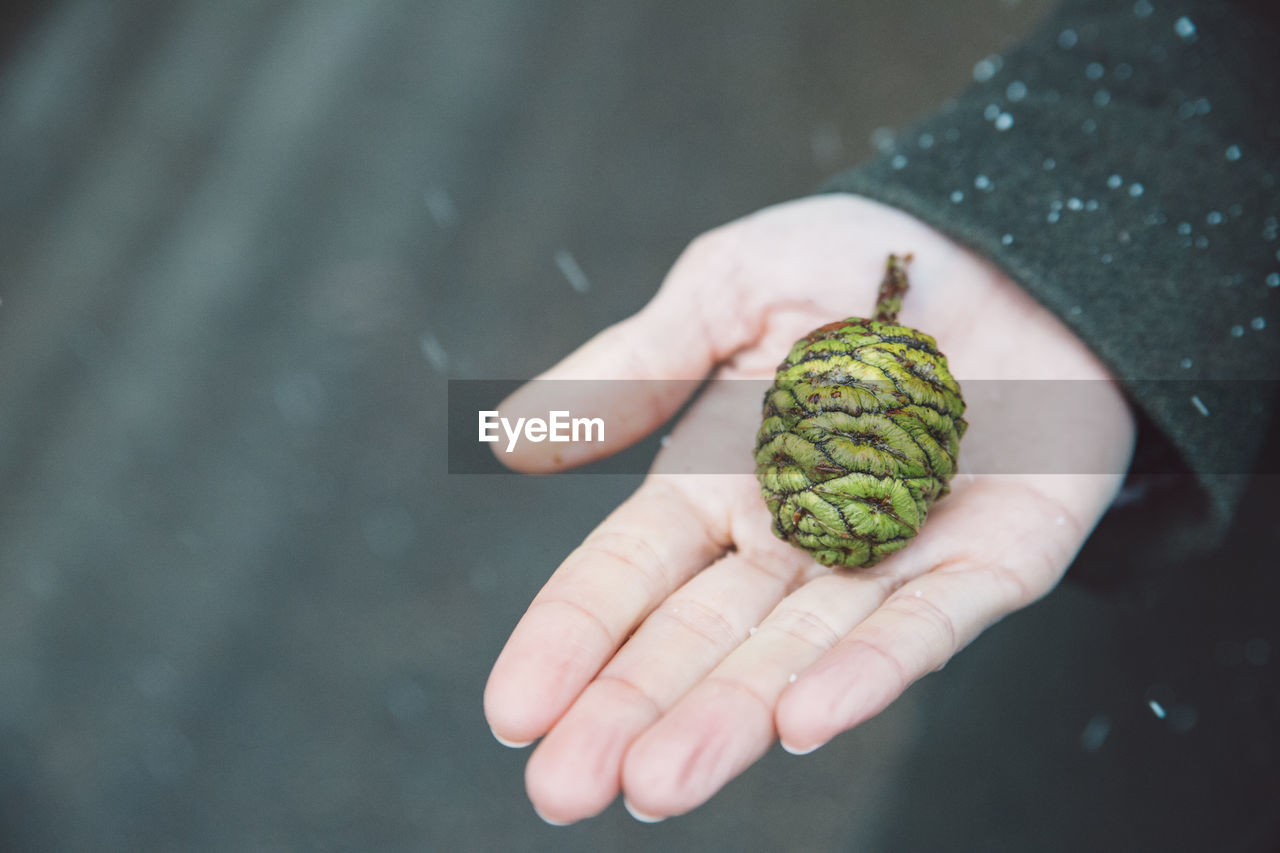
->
[754,255,966,568]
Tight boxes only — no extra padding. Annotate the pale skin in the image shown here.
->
[484,194,1137,824]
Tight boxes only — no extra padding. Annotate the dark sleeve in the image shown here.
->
[821,0,1280,553]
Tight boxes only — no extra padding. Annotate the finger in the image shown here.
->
[774,476,1103,752]
[522,547,805,824]
[497,235,758,473]
[618,569,898,820]
[484,475,728,746]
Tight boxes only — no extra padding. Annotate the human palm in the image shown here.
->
[484,195,1135,823]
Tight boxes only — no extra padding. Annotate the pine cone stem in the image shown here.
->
[873,252,913,323]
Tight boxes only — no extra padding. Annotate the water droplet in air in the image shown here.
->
[1107,174,1123,189]
[1129,183,1145,197]
[1048,211,1061,223]
[1245,638,1272,665]
[1267,273,1279,287]
[1086,199,1100,211]
[995,113,1014,131]
[891,154,908,170]
[1058,29,1079,49]
[554,249,591,293]
[1085,62,1105,81]
[423,187,458,227]
[1174,16,1197,41]
[1230,325,1245,338]
[1207,211,1224,225]
[975,174,992,190]
[1252,317,1267,330]
[1094,89,1111,107]
[1114,62,1134,81]
[1043,158,1056,170]
[1068,197,1083,211]
[419,334,449,372]
[984,103,1001,120]
[870,127,897,152]
[1100,253,1113,264]
[1133,0,1153,18]
[1180,357,1193,369]
[1001,233,1014,246]
[1225,145,1242,161]
[1178,222,1192,235]
[1006,80,1028,102]
[1082,119,1097,134]
[918,132,935,149]
[1080,714,1112,752]
[951,190,965,203]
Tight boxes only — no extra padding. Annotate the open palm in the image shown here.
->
[484,195,1136,824]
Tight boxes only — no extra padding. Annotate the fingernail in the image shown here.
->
[623,798,666,824]
[491,728,534,749]
[780,739,826,756]
[533,806,571,827]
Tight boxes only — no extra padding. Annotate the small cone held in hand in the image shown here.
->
[754,254,966,568]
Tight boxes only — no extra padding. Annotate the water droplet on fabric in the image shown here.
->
[870,127,897,152]
[973,55,1002,82]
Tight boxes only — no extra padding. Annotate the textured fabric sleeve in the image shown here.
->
[820,0,1280,549]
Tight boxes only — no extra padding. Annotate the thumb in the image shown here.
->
[496,236,753,472]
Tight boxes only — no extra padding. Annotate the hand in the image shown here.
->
[483,195,1136,824]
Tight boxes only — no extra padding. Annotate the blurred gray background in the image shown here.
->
[1,1,1276,851]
